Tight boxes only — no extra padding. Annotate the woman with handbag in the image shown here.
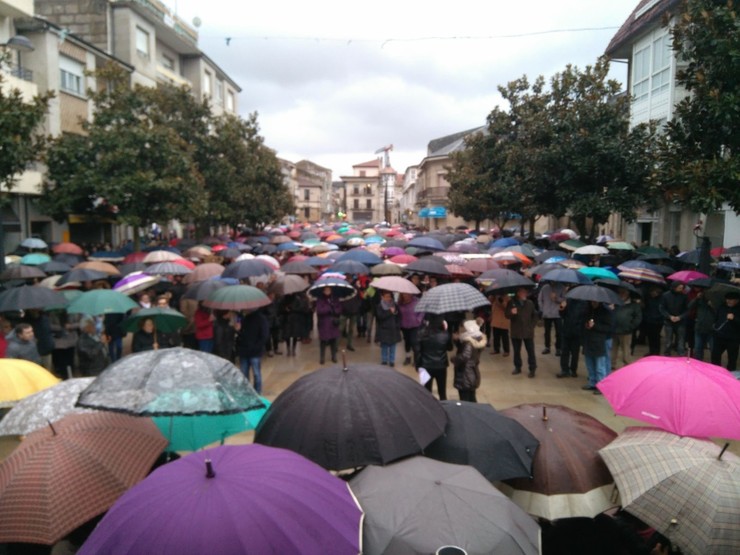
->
[316,287,341,364]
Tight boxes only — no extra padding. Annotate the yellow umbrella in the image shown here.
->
[0,359,60,408]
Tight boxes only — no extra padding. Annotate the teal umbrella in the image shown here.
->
[121,307,187,334]
[66,289,139,315]
[153,397,271,451]
[204,284,271,311]
[20,253,51,266]
[578,266,619,281]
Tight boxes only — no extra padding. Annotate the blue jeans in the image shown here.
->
[381,343,396,365]
[240,357,262,393]
[108,337,122,362]
[585,354,609,387]
[198,338,214,353]
[692,332,712,361]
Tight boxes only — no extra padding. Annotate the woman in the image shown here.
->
[194,301,215,353]
[235,308,269,394]
[452,319,486,402]
[315,287,342,364]
[490,294,510,356]
[76,315,109,377]
[398,292,423,366]
[375,290,402,366]
[416,316,450,400]
[212,310,236,362]
[280,291,312,356]
[131,317,159,353]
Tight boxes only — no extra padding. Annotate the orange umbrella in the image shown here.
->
[74,260,120,275]
[52,242,83,255]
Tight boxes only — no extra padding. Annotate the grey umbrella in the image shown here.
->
[222,259,274,280]
[0,265,46,281]
[0,378,95,436]
[481,269,535,295]
[415,283,489,314]
[565,284,623,305]
[76,348,265,416]
[349,457,541,555]
[0,285,68,312]
[280,261,318,276]
[145,261,193,276]
[405,257,451,276]
[182,279,228,301]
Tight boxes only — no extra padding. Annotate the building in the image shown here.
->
[605,0,740,249]
[295,160,332,223]
[340,159,382,224]
[399,166,418,225]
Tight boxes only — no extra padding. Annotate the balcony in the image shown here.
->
[1,63,38,102]
[156,64,192,88]
[417,186,449,203]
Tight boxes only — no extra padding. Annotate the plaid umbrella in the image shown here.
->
[600,427,740,555]
[415,283,489,314]
[0,412,166,545]
[0,359,60,408]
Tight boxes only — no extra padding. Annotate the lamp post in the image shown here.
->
[693,220,712,276]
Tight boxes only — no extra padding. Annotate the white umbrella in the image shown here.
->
[573,245,609,256]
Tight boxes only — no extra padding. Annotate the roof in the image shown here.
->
[426,126,485,157]
[605,0,681,59]
[353,159,381,168]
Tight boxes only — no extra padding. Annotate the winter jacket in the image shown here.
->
[491,295,510,330]
[560,299,588,337]
[452,333,486,391]
[213,316,236,361]
[29,314,54,357]
[236,310,269,358]
[505,298,538,339]
[281,293,312,339]
[538,283,564,319]
[316,296,342,341]
[375,301,402,344]
[131,330,162,353]
[4,330,41,364]
[340,293,362,317]
[582,304,615,357]
[417,326,450,370]
[76,333,109,376]
[713,303,740,340]
[613,300,642,335]
[194,308,214,340]
[398,297,424,330]
[659,285,689,324]
[689,296,716,334]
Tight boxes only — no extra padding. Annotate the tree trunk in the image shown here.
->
[132,226,140,251]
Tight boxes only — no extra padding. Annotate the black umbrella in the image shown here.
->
[118,262,147,276]
[254,363,448,470]
[56,268,109,286]
[329,259,370,276]
[594,278,639,295]
[565,284,623,305]
[405,257,451,276]
[0,285,68,312]
[424,401,539,482]
[481,269,535,294]
[182,279,228,301]
[38,261,73,275]
[222,259,274,280]
[0,265,46,281]
[307,277,356,300]
[280,261,318,276]
[534,249,569,263]
[52,253,85,266]
[539,268,592,285]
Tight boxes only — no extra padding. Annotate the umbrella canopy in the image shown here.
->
[705,281,740,308]
[573,245,609,256]
[479,269,535,294]
[0,359,60,408]
[349,457,540,555]
[222,259,274,280]
[74,260,120,275]
[182,262,225,284]
[415,283,489,314]
[20,237,48,250]
[280,260,318,276]
[539,268,592,285]
[0,377,95,436]
[66,289,139,315]
[559,239,587,251]
[667,269,710,283]
[20,252,51,266]
[0,265,46,281]
[565,284,623,305]
[465,257,501,274]
[271,274,309,296]
[79,444,363,555]
[203,284,271,311]
[182,279,229,302]
[142,250,183,264]
[329,259,370,275]
[578,266,618,281]
[499,404,617,520]
[57,267,109,286]
[408,236,446,251]
[372,276,421,295]
[111,271,159,297]
[618,267,666,285]
[76,348,265,416]
[38,260,72,274]
[389,254,418,265]
[0,412,166,545]
[599,427,740,555]
[255,363,447,470]
[0,285,67,312]
[445,263,474,277]
[307,277,357,300]
[336,249,383,266]
[597,356,740,439]
[121,307,187,334]
[404,257,451,276]
[52,241,83,255]
[605,241,635,251]
[145,261,193,276]
[424,401,539,482]
[370,262,404,276]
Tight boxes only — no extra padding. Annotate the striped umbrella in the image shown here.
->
[112,271,159,296]
[618,267,666,285]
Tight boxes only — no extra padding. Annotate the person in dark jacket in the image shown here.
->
[375,290,402,366]
[236,309,269,393]
[641,286,664,356]
[398,293,423,365]
[659,281,689,356]
[5,323,41,364]
[76,315,109,377]
[711,291,740,370]
[416,316,450,400]
[688,287,715,361]
[316,288,342,364]
[582,301,615,393]
[557,295,587,378]
[131,318,161,353]
[262,292,282,357]
[505,287,539,378]
[104,312,125,362]
[281,292,312,356]
[611,288,642,369]
[26,310,54,371]
[212,310,236,363]
[340,282,362,352]
[451,319,486,402]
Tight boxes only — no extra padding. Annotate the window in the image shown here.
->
[136,27,150,58]
[59,56,84,95]
[366,199,372,209]
[651,33,671,95]
[226,91,235,111]
[162,54,175,70]
[353,186,359,195]
[631,30,671,104]
[353,199,359,209]
[215,79,224,105]
[359,171,366,177]
[304,207,310,219]
[304,189,310,201]
[364,184,372,195]
[203,71,212,98]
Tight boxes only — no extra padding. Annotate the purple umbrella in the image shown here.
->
[79,444,363,555]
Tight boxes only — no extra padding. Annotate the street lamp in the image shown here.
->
[692,220,712,275]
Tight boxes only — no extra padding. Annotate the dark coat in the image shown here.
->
[340,294,362,316]
[659,285,689,323]
[582,304,614,357]
[417,325,450,370]
[613,300,642,335]
[76,333,109,376]
[452,334,486,391]
[131,330,162,353]
[375,301,402,344]
[560,299,588,337]
[505,298,538,339]
[213,316,236,361]
[713,302,740,340]
[236,310,269,358]
[316,296,342,341]
[281,294,312,339]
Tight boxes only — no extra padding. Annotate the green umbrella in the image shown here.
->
[122,307,187,334]
[153,397,271,452]
[20,253,51,266]
[559,239,587,251]
[606,241,635,251]
[66,289,139,315]
[578,266,619,281]
[204,285,271,311]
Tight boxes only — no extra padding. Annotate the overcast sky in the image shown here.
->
[168,0,637,178]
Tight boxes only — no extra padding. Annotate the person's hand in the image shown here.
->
[728,313,735,321]
[510,307,518,315]
[153,342,159,350]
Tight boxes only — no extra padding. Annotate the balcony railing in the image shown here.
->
[3,62,33,82]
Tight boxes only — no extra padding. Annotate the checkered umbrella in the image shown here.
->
[599,427,740,555]
[0,412,167,545]
[415,283,489,314]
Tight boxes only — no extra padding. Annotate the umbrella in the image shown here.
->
[415,283,490,314]
[66,289,139,315]
[74,260,120,275]
[539,268,592,285]
[491,237,519,248]
[76,347,265,416]
[255,363,447,470]
[408,236,446,251]
[389,254,418,265]
[403,257,450,276]
[618,267,666,285]
[271,274,309,296]
[0,285,68,312]
[183,246,212,259]
[605,241,635,251]
[78,444,363,555]
[599,427,740,555]
[465,257,501,273]
[53,253,85,266]
[121,307,187,334]
[499,404,617,520]
[182,262,225,284]
[372,276,421,295]
[336,249,383,265]
[565,284,623,305]
[424,401,540,482]
[479,269,535,294]
[667,270,709,283]
[593,278,639,295]
[256,254,281,270]
[20,237,48,250]
[559,239,586,251]
[145,261,193,276]
[597,356,740,439]
[111,271,159,296]
[152,398,270,452]
[38,260,72,274]
[383,246,406,257]
[56,267,110,286]
[307,277,357,300]
[0,264,46,281]
[117,262,147,276]
[182,278,228,301]
[0,378,95,436]
[578,266,618,281]
[0,412,167,545]
[20,253,51,265]
[280,260,318,276]
[142,250,183,264]
[370,262,403,276]
[349,457,541,555]
[534,250,568,263]
[636,245,670,257]
[0,359,60,408]
[445,263,475,277]
[52,242,83,255]
[203,284,271,311]
[573,245,609,256]
[705,281,740,308]
[329,259,370,275]
[222,259,274,280]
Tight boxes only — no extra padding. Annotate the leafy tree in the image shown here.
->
[657,0,740,213]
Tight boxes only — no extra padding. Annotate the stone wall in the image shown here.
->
[34,0,109,52]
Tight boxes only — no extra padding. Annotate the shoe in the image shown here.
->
[319,359,325,365]
[527,371,535,378]
[275,350,283,355]
[381,361,388,365]
[347,346,355,352]
[570,372,578,378]
[389,363,395,368]
[331,357,338,363]
[555,350,561,356]
[555,372,569,378]
[491,350,500,355]
[593,390,603,395]
[267,351,274,358]
[502,352,510,357]
[541,348,550,355]
[511,369,522,375]
[581,385,596,391]
[403,356,411,366]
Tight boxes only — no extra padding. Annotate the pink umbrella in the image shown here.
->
[667,270,709,283]
[597,356,740,440]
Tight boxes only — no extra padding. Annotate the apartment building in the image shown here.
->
[295,160,332,223]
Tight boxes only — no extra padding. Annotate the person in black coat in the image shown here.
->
[212,310,236,363]
[416,316,451,400]
[582,301,615,393]
[131,318,162,353]
[235,309,269,394]
[375,291,402,366]
[280,292,311,356]
[558,294,587,378]
[659,281,689,356]
[711,291,740,370]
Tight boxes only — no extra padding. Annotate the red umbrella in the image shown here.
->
[465,257,500,273]
[52,242,83,255]
[123,251,147,264]
[445,264,474,277]
[171,258,196,270]
[389,254,418,265]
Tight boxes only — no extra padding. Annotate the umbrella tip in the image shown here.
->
[47,420,57,436]
[718,443,729,460]
[205,459,216,478]
[542,406,548,421]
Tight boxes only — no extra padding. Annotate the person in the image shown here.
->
[451,319,486,402]
[235,308,269,393]
[611,287,642,369]
[49,310,78,379]
[339,280,362,352]
[5,323,41,364]
[154,294,181,348]
[659,281,689,356]
[505,287,539,378]
[398,292,423,365]
[194,301,215,353]
[641,286,664,356]
[76,315,109,376]
[490,294,510,357]
[262,291,282,357]
[280,291,312,356]
[711,291,740,370]
[557,295,587,378]
[375,290,402,366]
[416,316,450,400]
[25,309,54,371]
[212,310,236,362]
[131,318,160,353]
[688,286,715,361]
[582,301,615,393]
[315,287,341,364]
[104,312,125,362]
[538,282,564,355]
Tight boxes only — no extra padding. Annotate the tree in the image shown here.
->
[657,0,740,213]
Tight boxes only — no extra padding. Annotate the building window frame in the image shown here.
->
[59,55,84,96]
[203,70,212,98]
[135,27,150,59]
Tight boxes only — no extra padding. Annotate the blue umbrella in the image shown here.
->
[408,236,445,251]
[329,260,369,275]
[306,256,332,267]
[336,249,382,266]
[276,242,301,252]
[491,237,519,248]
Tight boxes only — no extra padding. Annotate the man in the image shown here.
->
[557,294,587,378]
[659,281,689,356]
[537,282,563,355]
[711,291,740,371]
[505,287,538,378]
[5,323,42,364]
